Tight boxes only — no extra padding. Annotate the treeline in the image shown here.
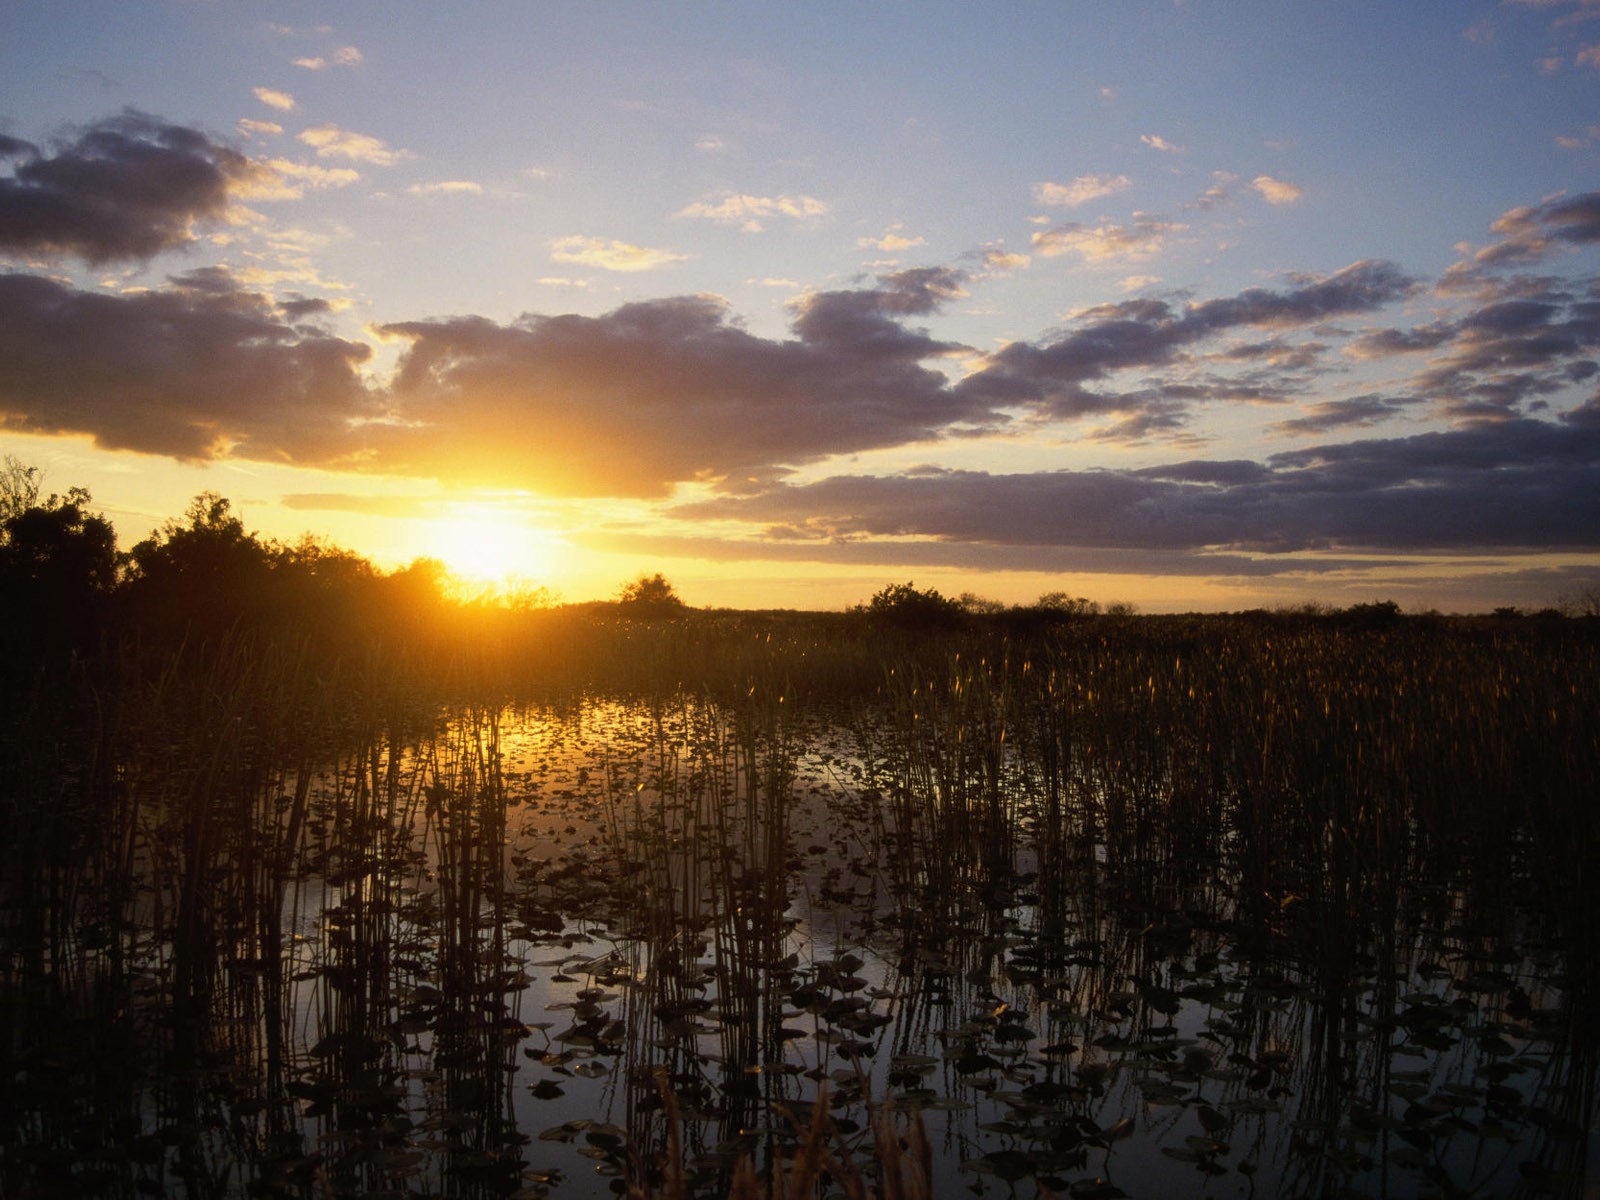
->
[4,463,1595,697]
[0,481,460,680]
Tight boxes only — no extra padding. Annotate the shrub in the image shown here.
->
[618,573,687,616]
[861,581,966,630]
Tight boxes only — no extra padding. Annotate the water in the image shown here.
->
[2,691,1595,1199]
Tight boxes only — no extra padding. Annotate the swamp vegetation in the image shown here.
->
[1,485,1598,1199]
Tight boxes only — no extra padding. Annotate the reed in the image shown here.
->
[1,611,1595,1198]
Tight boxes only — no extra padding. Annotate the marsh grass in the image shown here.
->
[0,613,1596,1198]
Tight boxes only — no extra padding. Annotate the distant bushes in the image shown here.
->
[3,464,1597,701]
[859,581,967,630]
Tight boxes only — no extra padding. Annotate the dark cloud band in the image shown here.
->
[676,419,1600,556]
[0,111,264,265]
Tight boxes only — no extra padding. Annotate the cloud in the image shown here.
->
[281,492,437,519]
[1405,296,1600,421]
[981,250,1030,272]
[239,158,360,201]
[1555,123,1600,149]
[1140,134,1184,153]
[366,269,985,496]
[237,118,283,138]
[407,180,484,196]
[1269,394,1411,435]
[0,268,373,459]
[1196,173,1235,209]
[2,260,894,517]
[293,46,363,70]
[675,418,1600,557]
[677,192,829,231]
[1453,192,1600,275]
[1032,175,1131,207]
[1438,193,1600,297]
[1030,214,1185,263]
[1349,275,1600,422]
[858,226,925,252]
[267,160,361,192]
[548,235,687,272]
[1501,1,1600,74]
[2,172,1592,537]
[0,111,272,264]
[297,125,409,166]
[959,259,1416,421]
[788,266,967,340]
[1186,260,1417,328]
[0,252,1402,498]
[1251,175,1303,205]
[1530,192,1600,243]
[583,526,1386,579]
[253,87,296,112]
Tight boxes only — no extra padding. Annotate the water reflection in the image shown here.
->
[2,662,1596,1199]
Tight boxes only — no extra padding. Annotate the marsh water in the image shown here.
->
[3,625,1598,1199]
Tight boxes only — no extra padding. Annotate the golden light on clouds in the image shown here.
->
[1033,175,1131,207]
[297,125,409,166]
[1031,215,1185,263]
[407,180,485,196]
[677,193,829,232]
[1252,175,1305,205]
[293,46,364,70]
[252,87,296,111]
[858,228,926,252]
[548,235,688,271]
[237,159,360,201]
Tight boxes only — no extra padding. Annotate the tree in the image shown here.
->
[1035,592,1100,617]
[123,492,274,640]
[1559,583,1600,619]
[0,454,42,524]
[956,591,1007,615]
[1340,599,1401,629]
[0,483,119,664]
[617,572,685,614]
[862,581,965,629]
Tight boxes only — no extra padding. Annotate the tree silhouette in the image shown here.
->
[122,492,274,643]
[617,573,685,615]
[1034,591,1100,617]
[0,455,42,524]
[0,483,118,667]
[862,581,965,629]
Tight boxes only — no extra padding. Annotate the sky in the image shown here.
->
[2,1,1599,612]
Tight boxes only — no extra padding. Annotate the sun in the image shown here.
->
[421,504,558,589]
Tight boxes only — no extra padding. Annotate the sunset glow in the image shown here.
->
[4,12,1598,1186]
[420,505,560,589]
[2,3,1598,610]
